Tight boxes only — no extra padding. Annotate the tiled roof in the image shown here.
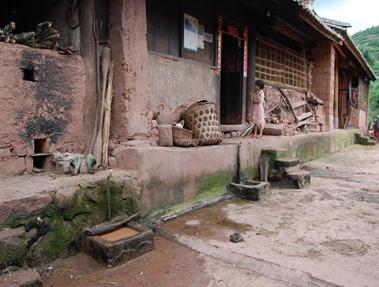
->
[293,0,375,79]
[293,0,344,41]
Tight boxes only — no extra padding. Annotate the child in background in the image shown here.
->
[251,80,265,138]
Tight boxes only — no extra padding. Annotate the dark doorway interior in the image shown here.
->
[220,33,243,125]
[0,0,52,33]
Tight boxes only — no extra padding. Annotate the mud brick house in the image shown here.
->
[0,1,375,201]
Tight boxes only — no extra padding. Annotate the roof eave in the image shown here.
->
[344,35,376,81]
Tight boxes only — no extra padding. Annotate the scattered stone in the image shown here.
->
[185,220,201,227]
[108,156,118,168]
[157,125,173,147]
[0,269,42,287]
[230,233,244,243]
[51,153,83,174]
[0,227,27,271]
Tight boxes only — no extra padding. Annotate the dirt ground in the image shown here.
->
[42,144,379,287]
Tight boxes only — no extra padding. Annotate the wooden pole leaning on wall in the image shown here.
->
[101,58,114,168]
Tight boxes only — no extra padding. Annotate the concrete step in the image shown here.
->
[367,140,376,146]
[285,167,311,189]
[355,133,376,146]
[0,269,42,287]
[276,157,300,168]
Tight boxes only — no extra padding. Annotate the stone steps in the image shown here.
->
[276,157,300,168]
[355,132,376,146]
[284,167,311,189]
[261,150,311,189]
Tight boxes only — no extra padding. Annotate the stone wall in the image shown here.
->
[312,41,336,130]
[0,43,86,176]
[149,51,220,124]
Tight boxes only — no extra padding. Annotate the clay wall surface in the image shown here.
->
[0,43,86,176]
[312,41,336,130]
[148,52,220,124]
[109,0,152,141]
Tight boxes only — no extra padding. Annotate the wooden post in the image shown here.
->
[334,59,339,129]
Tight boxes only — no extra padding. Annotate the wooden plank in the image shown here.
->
[275,87,297,121]
[263,123,285,136]
[292,100,307,109]
[297,112,313,122]
[295,120,310,128]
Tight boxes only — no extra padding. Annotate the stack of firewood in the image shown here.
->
[0,21,60,49]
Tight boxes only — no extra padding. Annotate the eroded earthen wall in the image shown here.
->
[0,43,86,176]
[148,52,220,124]
[312,41,336,130]
[109,0,152,141]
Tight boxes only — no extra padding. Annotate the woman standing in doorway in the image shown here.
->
[251,80,265,138]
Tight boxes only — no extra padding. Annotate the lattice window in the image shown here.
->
[255,37,307,89]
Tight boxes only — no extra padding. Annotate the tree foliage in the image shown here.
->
[352,26,379,123]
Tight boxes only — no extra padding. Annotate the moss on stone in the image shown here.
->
[0,238,27,268]
[197,171,233,195]
[148,172,233,220]
[242,166,260,179]
[2,179,142,266]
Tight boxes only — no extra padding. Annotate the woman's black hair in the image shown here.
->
[255,79,265,89]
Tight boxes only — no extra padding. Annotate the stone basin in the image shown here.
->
[82,221,154,267]
[226,180,271,201]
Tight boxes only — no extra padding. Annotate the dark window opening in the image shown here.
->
[33,156,49,169]
[22,67,35,82]
[33,138,50,170]
[34,138,48,154]
[352,76,359,88]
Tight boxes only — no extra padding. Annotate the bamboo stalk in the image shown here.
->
[92,46,110,167]
[102,58,114,168]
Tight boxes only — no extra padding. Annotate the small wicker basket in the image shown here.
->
[172,127,193,147]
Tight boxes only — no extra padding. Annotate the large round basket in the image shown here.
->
[184,101,223,145]
[172,127,193,147]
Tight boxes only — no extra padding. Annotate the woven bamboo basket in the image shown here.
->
[172,127,193,147]
[184,101,223,145]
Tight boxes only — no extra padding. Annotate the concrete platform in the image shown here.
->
[0,130,358,217]
[113,129,357,210]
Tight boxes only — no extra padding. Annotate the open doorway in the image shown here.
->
[220,33,244,125]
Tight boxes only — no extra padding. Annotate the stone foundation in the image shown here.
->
[0,170,142,270]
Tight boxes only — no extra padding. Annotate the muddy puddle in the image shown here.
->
[162,200,252,241]
[99,227,140,242]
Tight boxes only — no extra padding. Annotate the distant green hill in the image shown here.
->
[353,26,379,123]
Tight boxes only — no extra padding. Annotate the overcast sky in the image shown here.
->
[314,0,379,34]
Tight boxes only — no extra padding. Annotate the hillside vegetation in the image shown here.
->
[352,26,379,123]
